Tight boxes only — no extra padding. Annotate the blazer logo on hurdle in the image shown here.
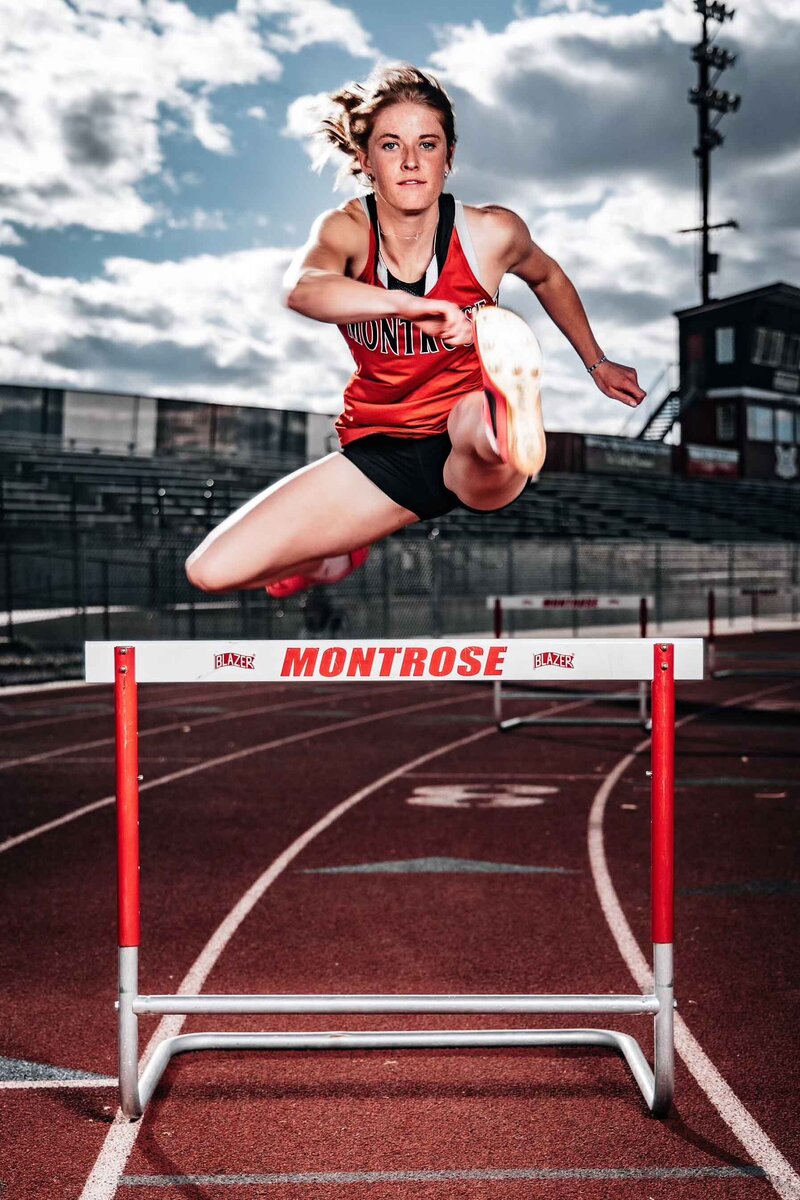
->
[214,651,256,670]
[532,650,575,669]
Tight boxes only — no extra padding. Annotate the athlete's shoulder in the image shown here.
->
[460,203,530,270]
[463,203,529,243]
[310,200,368,248]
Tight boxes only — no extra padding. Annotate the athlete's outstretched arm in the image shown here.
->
[283,208,473,344]
[284,208,402,322]
[488,208,646,408]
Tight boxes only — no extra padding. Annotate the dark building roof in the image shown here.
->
[674,281,800,319]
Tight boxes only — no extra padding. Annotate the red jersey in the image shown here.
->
[336,194,495,446]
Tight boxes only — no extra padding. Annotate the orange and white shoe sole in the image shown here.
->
[473,306,546,477]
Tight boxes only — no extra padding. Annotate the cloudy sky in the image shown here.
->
[0,0,797,434]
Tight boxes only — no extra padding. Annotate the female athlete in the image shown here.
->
[186,64,645,598]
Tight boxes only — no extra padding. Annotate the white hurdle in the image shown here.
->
[85,636,703,1124]
[707,586,800,678]
[487,595,653,730]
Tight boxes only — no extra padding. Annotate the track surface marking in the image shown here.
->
[589,678,800,1200]
[2,651,797,1199]
[78,692,595,1200]
[0,683,494,854]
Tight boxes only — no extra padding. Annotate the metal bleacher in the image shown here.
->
[0,438,300,534]
[2,438,799,543]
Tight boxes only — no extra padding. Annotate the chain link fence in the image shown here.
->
[2,533,798,678]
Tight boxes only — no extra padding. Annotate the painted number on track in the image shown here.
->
[407,784,558,809]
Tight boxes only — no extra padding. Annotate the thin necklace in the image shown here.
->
[378,223,436,242]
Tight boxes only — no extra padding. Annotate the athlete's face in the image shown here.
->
[360,102,452,211]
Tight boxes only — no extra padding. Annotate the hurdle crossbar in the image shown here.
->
[487,595,654,730]
[706,587,800,678]
[85,637,703,1123]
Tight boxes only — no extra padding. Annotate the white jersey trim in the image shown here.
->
[454,200,489,294]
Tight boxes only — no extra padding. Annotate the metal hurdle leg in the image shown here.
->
[109,639,678,1122]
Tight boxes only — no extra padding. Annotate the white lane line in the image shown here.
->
[0,1078,117,1090]
[588,678,800,1200]
[79,690,595,1200]
[0,681,292,736]
[0,686,582,854]
[118,1166,768,1185]
[0,683,426,852]
[0,682,361,771]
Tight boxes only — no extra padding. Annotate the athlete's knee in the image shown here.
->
[185,547,232,594]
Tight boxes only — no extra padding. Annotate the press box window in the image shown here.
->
[747,405,773,442]
[775,409,794,444]
[715,403,736,442]
[715,327,734,364]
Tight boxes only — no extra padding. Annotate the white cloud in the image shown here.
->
[247,105,268,120]
[422,0,799,430]
[240,0,376,57]
[0,0,281,233]
[538,0,610,12]
[0,247,354,412]
[0,224,24,247]
[0,0,377,236]
[163,208,229,231]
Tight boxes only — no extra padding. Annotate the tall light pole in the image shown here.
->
[682,0,741,304]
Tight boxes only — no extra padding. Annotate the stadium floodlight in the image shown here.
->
[694,0,735,22]
[684,0,740,302]
[688,86,742,114]
[691,43,737,69]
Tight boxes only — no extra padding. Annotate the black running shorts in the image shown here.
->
[340,431,527,521]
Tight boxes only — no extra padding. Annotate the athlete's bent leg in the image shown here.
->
[185,453,417,594]
[443,390,528,511]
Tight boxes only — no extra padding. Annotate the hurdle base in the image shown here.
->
[493,680,651,731]
[127,1025,668,1123]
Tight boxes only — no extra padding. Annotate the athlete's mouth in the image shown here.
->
[398,179,425,185]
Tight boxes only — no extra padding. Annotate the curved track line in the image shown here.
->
[0,684,475,855]
[588,678,800,1200]
[0,682,372,771]
[78,690,595,1200]
[0,681,292,736]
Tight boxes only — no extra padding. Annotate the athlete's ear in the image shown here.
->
[356,149,372,182]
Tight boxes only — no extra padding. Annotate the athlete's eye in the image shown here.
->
[380,141,398,151]
[421,141,437,150]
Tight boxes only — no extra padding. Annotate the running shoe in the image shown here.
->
[473,306,546,476]
[266,546,370,599]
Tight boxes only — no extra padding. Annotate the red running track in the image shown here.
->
[0,629,798,1199]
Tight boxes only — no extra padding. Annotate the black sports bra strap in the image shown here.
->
[365,192,381,244]
[435,193,455,274]
[366,192,454,268]
[366,192,455,295]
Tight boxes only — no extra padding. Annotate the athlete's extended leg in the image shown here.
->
[443,390,529,510]
[443,307,546,510]
[186,453,417,593]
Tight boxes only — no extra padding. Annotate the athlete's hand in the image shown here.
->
[590,360,647,407]
[398,296,475,347]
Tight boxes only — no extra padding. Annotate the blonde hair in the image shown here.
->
[317,63,456,185]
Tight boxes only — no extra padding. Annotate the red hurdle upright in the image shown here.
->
[115,646,142,1118]
[87,636,704,1124]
